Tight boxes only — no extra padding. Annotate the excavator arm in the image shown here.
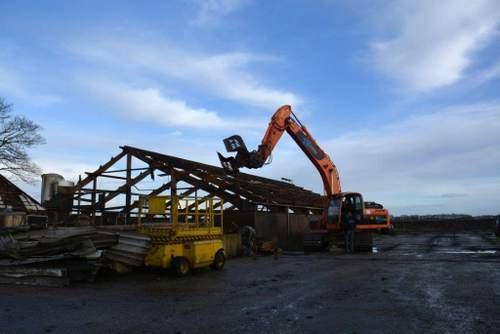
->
[218,105,341,195]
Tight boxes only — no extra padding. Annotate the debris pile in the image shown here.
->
[104,232,152,272]
[0,227,119,287]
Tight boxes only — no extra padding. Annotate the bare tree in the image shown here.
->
[0,98,45,183]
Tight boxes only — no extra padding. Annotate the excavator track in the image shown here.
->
[303,230,328,251]
[304,230,373,253]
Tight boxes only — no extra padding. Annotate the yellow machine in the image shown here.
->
[137,195,225,277]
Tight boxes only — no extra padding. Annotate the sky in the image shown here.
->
[0,0,499,215]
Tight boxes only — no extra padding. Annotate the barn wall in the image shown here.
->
[224,210,320,250]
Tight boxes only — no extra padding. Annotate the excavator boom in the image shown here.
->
[218,105,341,195]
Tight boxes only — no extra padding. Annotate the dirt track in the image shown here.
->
[1,231,499,334]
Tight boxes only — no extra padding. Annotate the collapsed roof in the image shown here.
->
[73,146,323,222]
[0,174,45,213]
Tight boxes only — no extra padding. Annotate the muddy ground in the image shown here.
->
[1,231,500,334]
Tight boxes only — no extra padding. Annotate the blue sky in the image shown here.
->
[1,0,499,215]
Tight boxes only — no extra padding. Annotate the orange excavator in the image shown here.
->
[218,105,391,252]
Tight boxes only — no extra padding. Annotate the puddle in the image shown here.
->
[373,249,497,256]
[439,250,497,255]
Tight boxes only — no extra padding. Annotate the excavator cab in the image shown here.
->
[326,193,364,228]
[344,193,364,226]
[306,193,365,251]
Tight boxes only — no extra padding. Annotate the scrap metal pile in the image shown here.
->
[0,227,151,286]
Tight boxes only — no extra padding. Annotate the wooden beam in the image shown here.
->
[102,167,149,174]
[74,150,127,190]
[124,181,173,213]
[125,153,132,221]
[87,173,127,181]
[88,168,152,211]
[180,173,249,210]
[91,178,97,224]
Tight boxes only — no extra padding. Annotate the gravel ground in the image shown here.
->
[1,231,499,334]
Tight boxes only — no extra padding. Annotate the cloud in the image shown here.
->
[474,60,500,85]
[431,193,468,199]
[0,65,63,105]
[252,103,500,215]
[37,159,98,184]
[371,0,500,91]
[328,102,499,187]
[71,37,300,108]
[84,79,259,129]
[191,0,250,25]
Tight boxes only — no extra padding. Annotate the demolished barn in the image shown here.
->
[70,146,323,225]
[64,146,323,250]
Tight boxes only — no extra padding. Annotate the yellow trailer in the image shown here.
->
[137,195,225,277]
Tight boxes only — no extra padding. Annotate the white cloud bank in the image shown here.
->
[85,79,260,129]
[72,37,300,108]
[372,0,500,91]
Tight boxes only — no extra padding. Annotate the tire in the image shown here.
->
[172,257,190,277]
[211,250,225,271]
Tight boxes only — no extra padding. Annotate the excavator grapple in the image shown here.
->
[218,135,266,173]
[217,152,239,174]
[217,135,248,173]
[223,135,247,153]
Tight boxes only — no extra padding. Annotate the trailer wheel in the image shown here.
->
[172,257,190,277]
[211,250,225,271]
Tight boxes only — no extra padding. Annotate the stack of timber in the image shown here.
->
[104,232,151,272]
[0,227,118,287]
